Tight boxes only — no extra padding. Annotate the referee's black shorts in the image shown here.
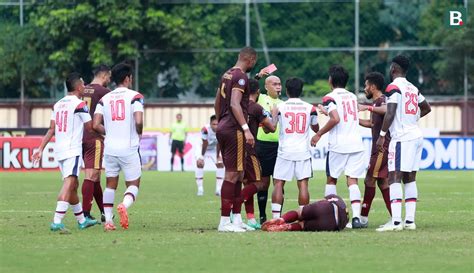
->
[171,140,184,155]
[255,140,279,177]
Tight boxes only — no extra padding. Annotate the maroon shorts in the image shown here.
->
[216,128,245,172]
[82,139,104,169]
[367,151,388,179]
[244,154,262,182]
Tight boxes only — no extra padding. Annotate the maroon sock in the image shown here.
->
[282,210,299,223]
[244,196,254,217]
[221,181,235,217]
[93,181,104,214]
[380,187,392,216]
[241,184,258,202]
[82,179,94,213]
[289,223,303,231]
[232,181,243,214]
[361,186,376,217]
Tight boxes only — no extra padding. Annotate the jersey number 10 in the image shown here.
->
[285,112,307,134]
[110,99,126,121]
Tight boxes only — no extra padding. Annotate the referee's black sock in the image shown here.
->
[257,191,268,219]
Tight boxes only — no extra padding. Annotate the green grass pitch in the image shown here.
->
[0,170,473,272]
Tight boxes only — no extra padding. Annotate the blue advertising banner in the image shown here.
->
[420,138,473,170]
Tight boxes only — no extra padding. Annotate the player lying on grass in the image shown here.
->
[262,194,349,232]
[32,72,99,233]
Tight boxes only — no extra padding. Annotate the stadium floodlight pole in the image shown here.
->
[354,0,360,95]
[463,0,468,136]
[253,0,271,65]
[20,0,26,128]
[245,0,250,46]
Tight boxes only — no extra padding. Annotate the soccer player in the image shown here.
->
[311,65,365,229]
[357,72,392,228]
[170,113,187,171]
[195,115,225,196]
[262,194,349,232]
[92,62,144,231]
[81,64,111,221]
[271,77,319,219]
[32,72,99,232]
[214,46,257,232]
[375,55,431,232]
[235,79,277,230]
[255,75,283,224]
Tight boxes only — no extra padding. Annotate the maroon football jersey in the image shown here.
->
[371,95,391,154]
[248,100,268,138]
[82,83,110,141]
[217,67,250,130]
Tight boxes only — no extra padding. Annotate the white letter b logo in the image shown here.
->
[450,11,463,26]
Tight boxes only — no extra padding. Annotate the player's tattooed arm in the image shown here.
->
[134,111,143,137]
[32,120,55,164]
[419,100,431,118]
[261,117,276,133]
[92,113,106,136]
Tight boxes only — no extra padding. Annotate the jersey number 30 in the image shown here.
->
[110,99,126,121]
[285,112,307,134]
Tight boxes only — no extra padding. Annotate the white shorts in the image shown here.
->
[388,137,423,172]
[273,157,313,181]
[326,151,366,179]
[58,155,82,179]
[204,149,218,164]
[104,152,142,181]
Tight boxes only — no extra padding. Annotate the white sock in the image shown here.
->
[219,216,231,226]
[271,203,282,219]
[390,183,403,225]
[103,188,115,223]
[53,201,69,224]
[216,168,225,193]
[348,184,361,219]
[195,167,204,189]
[325,184,337,197]
[123,185,139,209]
[404,181,418,223]
[71,203,85,224]
[233,213,243,225]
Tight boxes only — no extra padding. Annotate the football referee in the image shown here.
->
[255,75,283,224]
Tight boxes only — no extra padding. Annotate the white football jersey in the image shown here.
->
[385,77,425,142]
[322,88,364,154]
[51,95,91,161]
[277,98,318,161]
[95,87,144,157]
[201,124,217,151]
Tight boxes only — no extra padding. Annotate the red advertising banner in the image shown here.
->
[0,137,58,171]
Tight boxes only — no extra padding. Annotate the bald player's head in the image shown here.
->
[264,75,282,99]
[238,47,257,73]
